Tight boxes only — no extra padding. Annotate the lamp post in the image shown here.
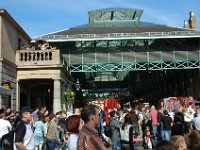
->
[75,79,84,107]
[75,79,81,91]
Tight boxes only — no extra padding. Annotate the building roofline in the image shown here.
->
[32,28,70,40]
[32,30,200,42]
[0,9,31,41]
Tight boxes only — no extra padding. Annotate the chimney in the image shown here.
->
[184,20,189,28]
[189,11,196,29]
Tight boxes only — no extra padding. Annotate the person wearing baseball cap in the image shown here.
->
[20,106,33,116]
[14,106,35,150]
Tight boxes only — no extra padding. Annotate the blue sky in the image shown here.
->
[1,0,199,38]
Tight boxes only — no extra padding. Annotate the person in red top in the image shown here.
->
[149,105,159,143]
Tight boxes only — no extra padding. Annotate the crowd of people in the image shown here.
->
[103,101,200,150]
[0,101,200,149]
[21,40,56,51]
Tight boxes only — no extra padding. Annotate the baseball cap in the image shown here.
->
[20,106,32,115]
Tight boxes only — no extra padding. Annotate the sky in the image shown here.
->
[0,0,200,38]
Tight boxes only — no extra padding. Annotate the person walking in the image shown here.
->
[120,114,133,150]
[14,106,35,150]
[149,105,159,143]
[34,113,45,150]
[161,110,172,141]
[78,104,110,150]
[192,108,200,131]
[46,113,60,150]
[67,115,84,150]
[109,110,121,150]
[0,108,12,148]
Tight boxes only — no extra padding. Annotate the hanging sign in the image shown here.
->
[2,82,10,89]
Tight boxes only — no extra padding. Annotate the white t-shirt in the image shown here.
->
[120,124,132,142]
[67,133,78,150]
[0,118,12,138]
[192,116,200,131]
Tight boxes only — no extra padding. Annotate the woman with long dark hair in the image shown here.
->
[120,114,133,150]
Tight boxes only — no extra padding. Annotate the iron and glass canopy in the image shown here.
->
[32,8,200,82]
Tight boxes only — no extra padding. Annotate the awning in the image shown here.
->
[0,86,12,95]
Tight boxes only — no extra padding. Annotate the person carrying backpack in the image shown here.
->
[14,106,35,150]
[0,108,12,147]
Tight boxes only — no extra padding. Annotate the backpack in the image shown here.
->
[1,130,14,150]
[1,120,20,150]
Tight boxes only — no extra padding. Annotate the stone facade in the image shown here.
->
[0,10,70,112]
[0,9,30,110]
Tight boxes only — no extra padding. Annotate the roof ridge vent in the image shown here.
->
[88,8,143,24]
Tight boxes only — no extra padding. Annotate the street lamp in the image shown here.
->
[75,79,81,91]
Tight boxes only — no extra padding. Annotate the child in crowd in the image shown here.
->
[144,125,154,149]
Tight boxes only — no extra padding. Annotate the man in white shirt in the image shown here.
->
[187,102,195,119]
[14,106,34,150]
[0,108,12,147]
[192,109,200,131]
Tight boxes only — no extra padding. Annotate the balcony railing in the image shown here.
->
[16,49,66,67]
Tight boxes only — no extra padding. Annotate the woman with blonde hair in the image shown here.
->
[170,135,187,150]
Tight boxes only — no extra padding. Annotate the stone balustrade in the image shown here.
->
[16,49,66,67]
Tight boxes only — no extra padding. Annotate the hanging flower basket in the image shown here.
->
[63,89,75,104]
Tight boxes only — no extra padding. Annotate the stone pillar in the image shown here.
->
[61,81,66,110]
[16,80,20,111]
[53,79,61,113]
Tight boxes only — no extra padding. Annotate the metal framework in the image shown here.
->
[69,50,200,72]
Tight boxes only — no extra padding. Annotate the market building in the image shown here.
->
[1,8,200,112]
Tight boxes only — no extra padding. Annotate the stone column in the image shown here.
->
[61,81,66,110]
[53,79,61,113]
[16,80,20,111]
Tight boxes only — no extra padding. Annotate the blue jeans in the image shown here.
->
[162,130,171,141]
[152,125,158,143]
[133,123,139,134]
[159,122,163,140]
[112,136,121,150]
[47,139,58,150]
